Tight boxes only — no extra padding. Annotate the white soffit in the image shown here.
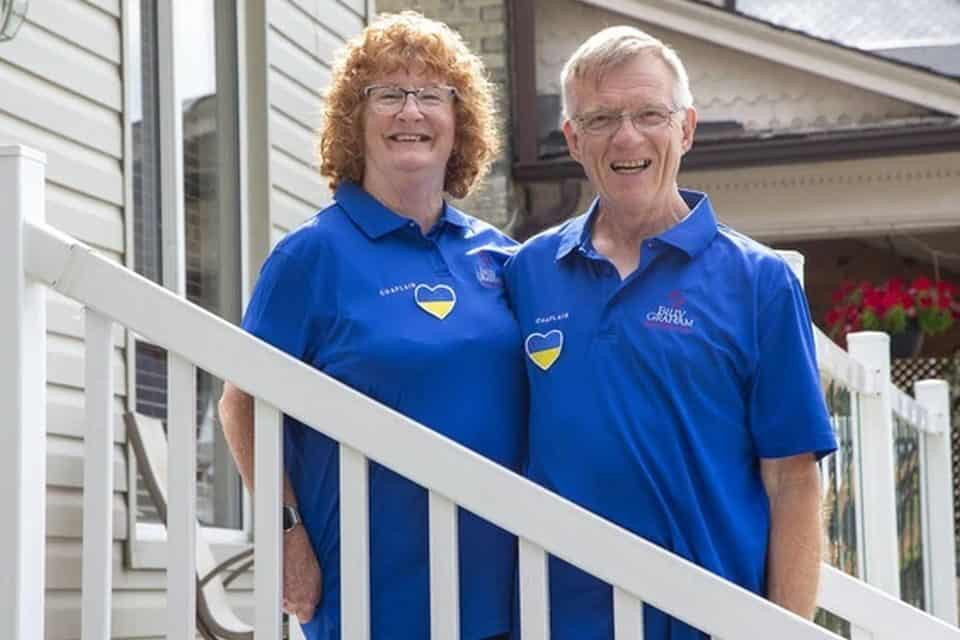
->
[577,0,960,116]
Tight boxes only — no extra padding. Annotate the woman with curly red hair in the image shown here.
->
[219,12,523,640]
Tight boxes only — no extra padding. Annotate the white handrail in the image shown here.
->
[890,383,935,433]
[814,327,874,394]
[820,565,959,639]
[22,220,844,637]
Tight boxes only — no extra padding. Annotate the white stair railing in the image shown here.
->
[81,309,114,640]
[0,145,48,640]
[782,251,958,634]
[254,399,284,638]
[915,380,958,624]
[3,144,958,639]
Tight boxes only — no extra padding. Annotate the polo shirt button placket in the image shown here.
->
[430,242,451,277]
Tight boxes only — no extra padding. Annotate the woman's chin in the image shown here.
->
[384,156,447,177]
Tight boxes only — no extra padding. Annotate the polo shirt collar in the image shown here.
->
[554,208,593,261]
[658,190,718,258]
[554,189,718,261]
[334,182,469,239]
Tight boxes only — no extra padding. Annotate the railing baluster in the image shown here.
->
[429,492,459,639]
[519,538,549,639]
[847,333,901,597]
[340,445,371,640]
[614,587,643,639]
[915,380,958,625]
[255,399,284,638]
[0,145,48,640]
[81,311,114,640]
[167,354,196,639]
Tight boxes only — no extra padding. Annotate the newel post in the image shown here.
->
[0,145,48,639]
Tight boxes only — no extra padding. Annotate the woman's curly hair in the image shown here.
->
[317,12,500,199]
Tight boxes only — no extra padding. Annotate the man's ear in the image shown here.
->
[680,105,698,155]
[562,118,582,163]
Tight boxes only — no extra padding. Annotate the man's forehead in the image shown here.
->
[571,54,672,101]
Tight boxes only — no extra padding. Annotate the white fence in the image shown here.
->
[785,249,958,638]
[2,145,958,639]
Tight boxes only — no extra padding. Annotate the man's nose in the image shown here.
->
[610,115,645,145]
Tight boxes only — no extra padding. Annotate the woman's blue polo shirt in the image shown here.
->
[504,190,836,639]
[241,182,527,639]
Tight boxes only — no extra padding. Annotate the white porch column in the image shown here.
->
[0,145,48,639]
[847,331,901,597]
[915,380,958,624]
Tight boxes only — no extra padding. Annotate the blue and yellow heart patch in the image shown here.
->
[525,330,563,371]
[415,284,457,320]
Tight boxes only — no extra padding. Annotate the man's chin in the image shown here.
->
[602,185,663,211]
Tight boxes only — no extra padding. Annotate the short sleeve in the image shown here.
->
[749,266,837,460]
[241,250,318,361]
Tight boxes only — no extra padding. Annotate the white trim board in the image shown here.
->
[578,0,960,115]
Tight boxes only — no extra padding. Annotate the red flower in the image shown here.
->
[825,275,958,343]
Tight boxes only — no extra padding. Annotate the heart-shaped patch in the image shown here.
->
[414,283,457,320]
[525,330,563,371]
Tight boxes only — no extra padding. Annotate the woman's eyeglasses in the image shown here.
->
[362,85,458,114]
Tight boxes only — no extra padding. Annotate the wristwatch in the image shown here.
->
[282,504,302,533]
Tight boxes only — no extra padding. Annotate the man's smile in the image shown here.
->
[610,159,652,174]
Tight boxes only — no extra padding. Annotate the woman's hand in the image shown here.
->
[283,526,323,623]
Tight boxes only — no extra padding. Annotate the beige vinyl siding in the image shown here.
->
[0,1,131,637]
[267,0,366,244]
[0,1,369,636]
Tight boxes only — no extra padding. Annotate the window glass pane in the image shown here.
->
[131,0,242,529]
[131,0,162,285]
[178,0,242,530]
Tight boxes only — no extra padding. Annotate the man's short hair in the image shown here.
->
[561,26,694,118]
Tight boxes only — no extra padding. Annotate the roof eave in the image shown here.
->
[578,0,960,115]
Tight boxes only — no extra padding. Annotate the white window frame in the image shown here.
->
[123,0,254,569]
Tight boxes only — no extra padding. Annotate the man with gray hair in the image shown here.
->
[505,26,836,638]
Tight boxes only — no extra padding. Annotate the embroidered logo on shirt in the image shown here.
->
[474,253,503,288]
[535,312,569,325]
[414,284,457,320]
[379,282,416,297]
[644,290,694,332]
[525,330,563,371]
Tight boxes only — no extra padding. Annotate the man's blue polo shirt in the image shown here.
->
[504,190,836,639]
[242,182,527,640]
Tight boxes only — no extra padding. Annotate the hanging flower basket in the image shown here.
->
[825,277,960,356]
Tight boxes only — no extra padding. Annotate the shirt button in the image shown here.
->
[647,240,656,248]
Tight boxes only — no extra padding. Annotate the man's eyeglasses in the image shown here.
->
[572,106,681,136]
[362,85,458,114]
